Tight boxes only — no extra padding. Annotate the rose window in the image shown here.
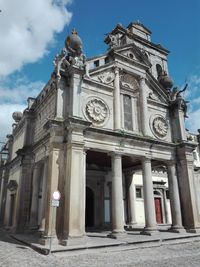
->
[85,98,108,125]
[152,116,168,138]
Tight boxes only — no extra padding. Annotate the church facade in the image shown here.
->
[1,22,200,245]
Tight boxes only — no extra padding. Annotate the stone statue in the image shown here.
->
[53,29,86,78]
[53,48,70,79]
[107,34,119,49]
[170,84,189,118]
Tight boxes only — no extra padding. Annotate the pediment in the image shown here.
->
[114,44,152,67]
[146,80,169,105]
[90,69,115,87]
[120,72,140,92]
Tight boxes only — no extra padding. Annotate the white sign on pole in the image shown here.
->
[51,199,60,207]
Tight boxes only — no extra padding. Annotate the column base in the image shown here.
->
[140,226,158,236]
[186,227,200,234]
[125,223,137,230]
[107,231,127,239]
[168,225,185,234]
[39,235,59,246]
[60,235,88,246]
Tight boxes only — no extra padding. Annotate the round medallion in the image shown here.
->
[151,115,168,139]
[84,98,109,126]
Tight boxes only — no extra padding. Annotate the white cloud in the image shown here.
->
[0,77,44,141]
[186,109,200,134]
[185,73,200,133]
[0,0,72,76]
[0,76,44,104]
[0,103,26,142]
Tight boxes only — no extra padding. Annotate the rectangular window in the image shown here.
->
[94,60,99,67]
[105,57,109,64]
[136,187,143,199]
[123,95,133,131]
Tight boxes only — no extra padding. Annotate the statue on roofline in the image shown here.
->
[170,83,189,118]
[53,29,87,79]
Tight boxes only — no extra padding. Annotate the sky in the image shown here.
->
[0,0,200,142]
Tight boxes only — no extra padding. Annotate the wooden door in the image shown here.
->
[154,197,163,224]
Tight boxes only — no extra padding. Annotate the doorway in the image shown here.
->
[154,197,163,224]
[85,187,95,228]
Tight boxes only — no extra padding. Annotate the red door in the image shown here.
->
[154,197,163,224]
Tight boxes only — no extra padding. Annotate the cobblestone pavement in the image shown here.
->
[1,229,200,267]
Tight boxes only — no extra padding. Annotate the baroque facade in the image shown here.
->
[1,22,200,245]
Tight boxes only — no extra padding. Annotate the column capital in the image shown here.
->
[141,155,152,163]
[139,76,146,83]
[166,160,176,167]
[108,151,123,158]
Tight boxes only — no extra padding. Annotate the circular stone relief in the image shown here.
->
[151,115,168,139]
[84,98,109,126]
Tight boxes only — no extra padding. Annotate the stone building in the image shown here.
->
[0,22,200,246]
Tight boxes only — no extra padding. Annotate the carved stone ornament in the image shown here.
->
[148,89,159,101]
[151,115,168,139]
[7,180,18,192]
[85,98,109,126]
[98,72,115,85]
[120,73,139,90]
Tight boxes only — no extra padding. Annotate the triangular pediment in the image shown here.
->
[90,68,115,87]
[146,74,169,105]
[114,43,152,68]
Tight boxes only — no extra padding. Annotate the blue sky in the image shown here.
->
[0,0,200,141]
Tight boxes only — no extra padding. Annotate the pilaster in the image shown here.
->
[70,67,85,118]
[176,143,200,232]
[61,118,90,246]
[39,120,64,245]
[139,77,149,136]
[29,165,41,229]
[113,66,121,130]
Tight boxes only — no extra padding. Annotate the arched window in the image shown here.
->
[123,94,133,131]
[156,64,162,78]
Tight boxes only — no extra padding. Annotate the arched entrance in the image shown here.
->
[85,187,95,228]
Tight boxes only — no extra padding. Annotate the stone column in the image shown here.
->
[29,165,40,229]
[167,162,184,232]
[109,153,125,238]
[62,144,86,245]
[141,157,157,234]
[113,66,121,130]
[38,160,48,232]
[139,77,149,136]
[39,147,60,245]
[163,189,170,224]
[126,173,137,226]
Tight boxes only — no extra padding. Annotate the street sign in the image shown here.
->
[51,199,60,207]
[52,190,61,200]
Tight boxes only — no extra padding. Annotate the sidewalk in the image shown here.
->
[11,226,200,255]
